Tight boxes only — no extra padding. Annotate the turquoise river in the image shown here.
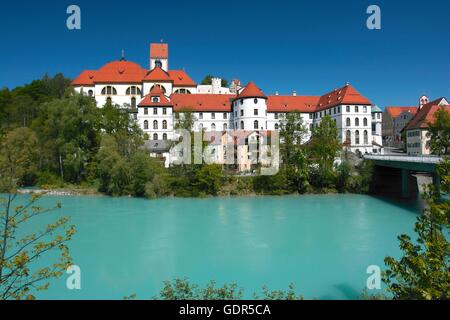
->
[14,194,420,299]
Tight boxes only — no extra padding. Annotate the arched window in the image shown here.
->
[126,86,141,96]
[355,130,360,144]
[144,120,148,130]
[155,60,162,68]
[223,123,228,131]
[101,86,117,95]
[153,120,158,130]
[275,123,279,130]
[363,117,368,126]
[153,133,158,140]
[174,89,192,94]
[254,120,259,129]
[150,84,166,94]
[346,118,351,127]
[364,130,368,144]
[211,123,216,131]
[131,97,136,108]
[88,90,93,97]
[162,120,167,129]
[345,130,351,144]
[240,121,244,130]
[163,133,167,140]
[355,118,360,126]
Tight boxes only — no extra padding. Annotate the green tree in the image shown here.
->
[193,164,223,196]
[383,159,450,299]
[200,75,229,88]
[308,116,341,188]
[427,107,450,155]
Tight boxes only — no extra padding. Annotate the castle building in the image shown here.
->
[73,43,381,168]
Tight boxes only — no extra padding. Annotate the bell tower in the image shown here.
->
[150,43,169,71]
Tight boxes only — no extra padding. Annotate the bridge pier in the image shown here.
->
[401,169,411,198]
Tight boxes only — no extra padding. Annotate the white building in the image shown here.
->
[73,42,381,167]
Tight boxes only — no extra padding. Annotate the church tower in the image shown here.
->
[150,43,169,71]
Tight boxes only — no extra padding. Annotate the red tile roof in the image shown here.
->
[267,96,320,112]
[171,94,236,112]
[168,70,196,87]
[138,86,172,107]
[143,67,173,82]
[150,43,168,58]
[235,82,266,99]
[92,60,147,83]
[384,106,417,118]
[404,98,450,131]
[316,84,371,111]
[72,70,97,86]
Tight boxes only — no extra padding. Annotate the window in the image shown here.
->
[223,123,228,131]
[131,97,136,108]
[364,130,368,145]
[153,133,158,140]
[162,120,167,129]
[88,90,93,97]
[126,86,141,96]
[153,120,158,129]
[223,113,227,119]
[144,108,148,115]
[199,112,203,119]
[338,106,341,113]
[346,106,350,112]
[355,106,359,113]
[240,110,244,117]
[254,109,258,116]
[153,108,157,115]
[275,123,279,130]
[345,130,351,143]
[355,130,360,144]
[101,86,117,95]
[152,97,159,103]
[155,60,162,68]
[163,133,167,140]
[377,113,381,119]
[363,106,367,113]
[174,89,191,94]
[211,113,215,120]
[372,113,375,120]
[254,98,258,104]
[211,123,216,131]
[240,99,243,105]
[163,107,167,115]
[309,113,313,119]
[106,97,112,104]
[240,121,244,130]
[144,120,148,130]
[363,117,368,126]
[346,118,351,127]
[275,113,279,119]
[355,118,360,126]
[254,120,259,129]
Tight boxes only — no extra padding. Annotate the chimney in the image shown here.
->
[292,90,297,96]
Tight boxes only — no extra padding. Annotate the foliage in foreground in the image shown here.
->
[383,159,450,300]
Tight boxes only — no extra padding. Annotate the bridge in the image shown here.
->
[363,154,443,198]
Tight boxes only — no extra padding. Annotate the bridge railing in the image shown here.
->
[363,154,443,164]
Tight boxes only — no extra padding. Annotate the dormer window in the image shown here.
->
[152,97,159,103]
[155,60,162,68]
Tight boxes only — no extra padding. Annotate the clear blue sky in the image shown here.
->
[1,0,449,108]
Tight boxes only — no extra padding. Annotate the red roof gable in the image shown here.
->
[138,86,172,107]
[150,43,168,58]
[316,84,371,111]
[168,70,196,87]
[384,106,417,118]
[404,98,450,131]
[143,67,173,82]
[235,82,266,99]
[92,60,146,84]
[267,96,320,112]
[171,94,236,112]
[72,70,96,86]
